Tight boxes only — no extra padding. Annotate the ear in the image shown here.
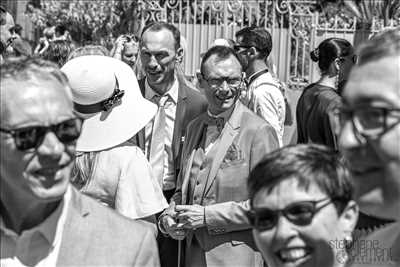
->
[196,71,206,88]
[175,46,184,64]
[248,47,258,57]
[337,200,359,239]
[334,58,341,72]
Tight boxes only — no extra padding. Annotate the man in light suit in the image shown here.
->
[160,46,279,266]
[136,21,207,267]
[0,58,159,266]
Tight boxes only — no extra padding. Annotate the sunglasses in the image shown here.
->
[0,118,83,151]
[247,198,333,231]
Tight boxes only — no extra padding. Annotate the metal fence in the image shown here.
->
[138,0,391,89]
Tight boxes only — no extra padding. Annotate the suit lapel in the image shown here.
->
[172,81,188,163]
[203,102,243,197]
[181,117,207,205]
[57,188,92,265]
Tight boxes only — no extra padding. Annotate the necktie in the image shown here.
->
[149,95,168,187]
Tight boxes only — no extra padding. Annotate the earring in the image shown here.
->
[344,235,353,250]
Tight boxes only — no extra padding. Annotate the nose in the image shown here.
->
[147,55,158,69]
[218,81,230,93]
[36,132,64,159]
[338,120,363,150]
[273,215,298,242]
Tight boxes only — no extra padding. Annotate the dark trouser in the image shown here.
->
[157,188,185,267]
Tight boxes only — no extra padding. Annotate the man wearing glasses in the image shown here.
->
[0,58,159,266]
[159,46,279,267]
[338,28,400,267]
[235,26,286,146]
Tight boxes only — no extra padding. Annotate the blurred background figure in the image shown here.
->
[111,34,139,68]
[338,28,400,267]
[62,56,168,231]
[248,144,358,267]
[33,22,55,55]
[296,38,355,150]
[67,45,109,60]
[7,24,32,57]
[41,39,73,67]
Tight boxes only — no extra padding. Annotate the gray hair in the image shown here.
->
[0,57,73,101]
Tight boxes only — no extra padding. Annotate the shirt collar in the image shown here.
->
[0,185,71,245]
[145,77,179,104]
[247,68,269,84]
[207,103,235,122]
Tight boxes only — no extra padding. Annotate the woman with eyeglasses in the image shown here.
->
[247,144,359,267]
[296,38,356,150]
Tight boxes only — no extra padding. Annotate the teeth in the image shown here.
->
[279,248,308,261]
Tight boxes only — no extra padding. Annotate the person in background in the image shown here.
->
[67,44,109,60]
[137,21,207,267]
[0,57,160,266]
[160,46,279,267]
[235,26,286,146]
[62,55,168,232]
[111,34,139,68]
[296,38,355,149]
[7,24,32,57]
[41,39,73,67]
[34,23,55,55]
[247,144,358,267]
[338,28,400,267]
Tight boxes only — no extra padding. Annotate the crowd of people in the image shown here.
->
[1,5,399,267]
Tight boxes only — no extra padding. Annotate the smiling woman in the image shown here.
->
[247,144,358,267]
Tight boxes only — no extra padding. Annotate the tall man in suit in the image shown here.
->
[0,58,159,266]
[160,46,280,266]
[137,21,207,266]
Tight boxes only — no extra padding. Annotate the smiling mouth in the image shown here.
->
[33,163,69,177]
[216,94,234,102]
[276,247,312,263]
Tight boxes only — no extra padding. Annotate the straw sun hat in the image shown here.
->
[61,55,157,152]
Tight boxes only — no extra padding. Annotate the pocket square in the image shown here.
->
[223,143,243,163]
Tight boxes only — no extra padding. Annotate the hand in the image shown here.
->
[114,35,128,51]
[161,214,187,241]
[175,204,206,230]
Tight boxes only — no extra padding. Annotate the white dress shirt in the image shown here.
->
[0,186,71,267]
[144,78,179,191]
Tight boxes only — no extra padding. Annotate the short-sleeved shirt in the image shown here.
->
[80,142,168,219]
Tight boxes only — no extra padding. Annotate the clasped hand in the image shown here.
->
[161,204,206,240]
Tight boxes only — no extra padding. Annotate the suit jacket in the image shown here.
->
[57,187,160,266]
[136,76,207,183]
[169,101,279,266]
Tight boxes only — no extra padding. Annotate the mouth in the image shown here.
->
[32,163,69,177]
[275,247,313,264]
[215,93,234,102]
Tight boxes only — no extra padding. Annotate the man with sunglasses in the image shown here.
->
[235,26,286,146]
[159,45,279,267]
[247,144,358,267]
[0,58,160,266]
[338,28,400,267]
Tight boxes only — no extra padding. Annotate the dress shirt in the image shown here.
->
[145,78,179,191]
[0,186,71,267]
[243,69,285,146]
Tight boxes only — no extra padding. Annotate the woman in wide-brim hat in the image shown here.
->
[62,55,168,227]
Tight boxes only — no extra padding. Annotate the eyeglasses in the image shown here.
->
[203,76,243,89]
[336,105,400,139]
[0,118,83,151]
[247,198,333,231]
